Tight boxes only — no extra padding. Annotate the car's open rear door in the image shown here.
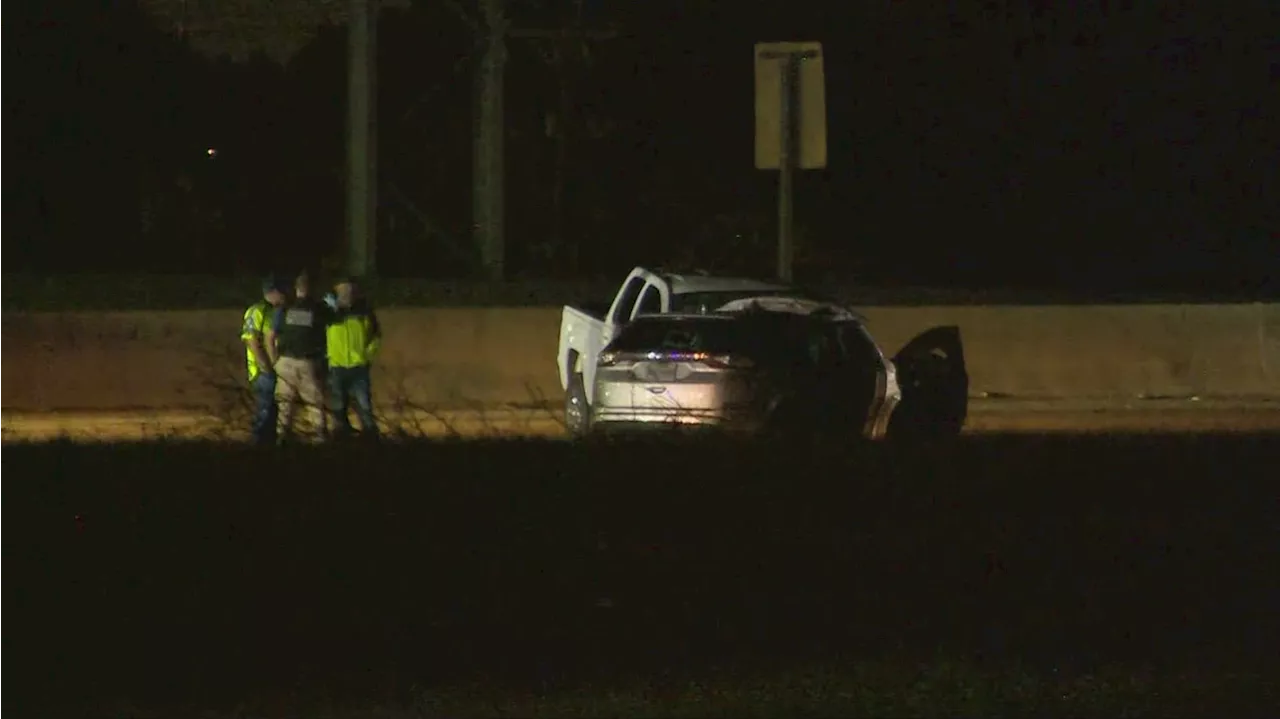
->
[888,325,969,439]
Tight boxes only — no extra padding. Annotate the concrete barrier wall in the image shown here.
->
[859,304,1280,400]
[3,304,1278,412]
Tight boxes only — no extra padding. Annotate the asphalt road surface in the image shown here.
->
[4,398,1279,443]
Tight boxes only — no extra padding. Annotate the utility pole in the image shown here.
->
[473,0,507,281]
[509,22,616,274]
[469,0,615,282]
[347,0,378,278]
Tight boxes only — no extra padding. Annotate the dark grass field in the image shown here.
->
[5,433,1279,717]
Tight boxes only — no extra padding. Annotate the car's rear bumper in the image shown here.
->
[590,406,767,434]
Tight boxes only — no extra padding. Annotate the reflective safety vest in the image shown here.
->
[326,304,382,369]
[272,298,330,360]
[240,301,274,380]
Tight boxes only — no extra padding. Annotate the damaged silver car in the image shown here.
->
[587,296,968,440]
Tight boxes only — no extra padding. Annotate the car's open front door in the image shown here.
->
[888,325,969,440]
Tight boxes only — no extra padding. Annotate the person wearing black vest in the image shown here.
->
[265,271,333,443]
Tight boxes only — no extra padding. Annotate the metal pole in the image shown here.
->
[474,0,507,281]
[347,0,377,277]
[776,55,798,283]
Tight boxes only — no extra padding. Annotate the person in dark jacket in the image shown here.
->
[325,276,382,440]
[265,271,332,443]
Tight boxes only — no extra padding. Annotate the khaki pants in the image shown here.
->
[275,356,326,441]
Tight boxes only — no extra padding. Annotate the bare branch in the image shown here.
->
[138,0,409,64]
[441,0,481,34]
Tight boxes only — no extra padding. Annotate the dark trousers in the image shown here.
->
[250,372,278,445]
[329,364,378,438]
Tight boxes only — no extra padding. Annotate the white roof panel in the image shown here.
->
[664,274,791,295]
[715,295,866,323]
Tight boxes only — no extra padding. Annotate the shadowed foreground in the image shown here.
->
[5,398,1280,443]
[6,434,1279,716]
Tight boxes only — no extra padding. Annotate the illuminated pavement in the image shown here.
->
[4,398,1280,443]
[1,407,567,443]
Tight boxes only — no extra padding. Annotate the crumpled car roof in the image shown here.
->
[715,295,868,323]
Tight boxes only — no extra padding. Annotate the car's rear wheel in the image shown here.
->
[565,372,591,437]
[764,401,808,440]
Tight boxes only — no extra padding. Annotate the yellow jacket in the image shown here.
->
[240,301,274,380]
[326,303,382,369]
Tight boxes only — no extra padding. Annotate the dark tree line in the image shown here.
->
[6,0,1276,294]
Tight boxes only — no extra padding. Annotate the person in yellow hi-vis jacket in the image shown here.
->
[241,275,288,445]
[325,276,382,440]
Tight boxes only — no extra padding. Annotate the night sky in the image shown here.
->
[6,0,1277,295]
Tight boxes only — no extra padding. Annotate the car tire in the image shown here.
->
[565,372,591,438]
[764,401,807,440]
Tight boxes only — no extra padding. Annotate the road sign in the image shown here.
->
[754,41,827,171]
[754,41,827,283]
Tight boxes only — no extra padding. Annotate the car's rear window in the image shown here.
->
[610,318,745,352]
[668,290,798,314]
[608,316,813,364]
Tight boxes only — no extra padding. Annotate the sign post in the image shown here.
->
[755,42,827,283]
